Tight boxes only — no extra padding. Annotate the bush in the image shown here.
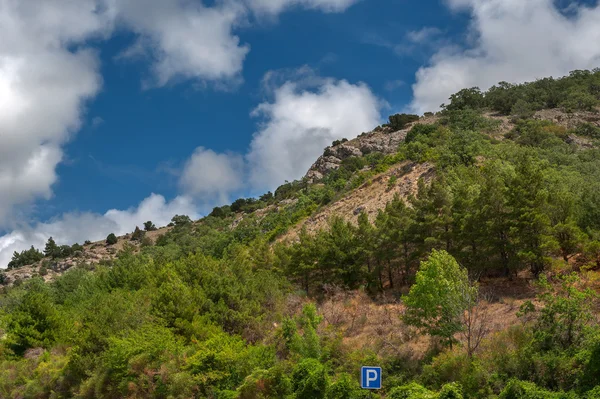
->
[332,138,349,147]
[498,380,571,399]
[106,233,118,245]
[131,226,145,241]
[386,114,420,130]
[575,123,600,139]
[406,124,439,144]
[511,99,536,120]
[388,382,436,399]
[292,359,329,399]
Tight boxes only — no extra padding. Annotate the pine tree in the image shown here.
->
[44,237,59,258]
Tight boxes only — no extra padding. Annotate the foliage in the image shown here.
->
[7,246,43,269]
[106,233,118,245]
[144,220,157,231]
[403,250,476,346]
[386,114,420,130]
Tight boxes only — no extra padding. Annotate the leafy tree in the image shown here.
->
[519,274,595,352]
[3,281,60,355]
[143,221,157,231]
[443,87,485,111]
[291,358,329,399]
[106,233,118,245]
[403,250,476,347]
[511,99,536,120]
[171,214,192,227]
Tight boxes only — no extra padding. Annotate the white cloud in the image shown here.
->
[179,74,382,200]
[248,0,361,15]
[0,194,197,268]
[115,0,249,87]
[410,0,600,114]
[0,0,111,225]
[247,78,381,190]
[179,147,245,203]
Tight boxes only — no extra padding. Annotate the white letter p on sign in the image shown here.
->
[366,369,377,387]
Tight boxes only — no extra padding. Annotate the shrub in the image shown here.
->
[406,124,439,144]
[326,373,364,399]
[388,382,436,399]
[498,379,571,399]
[291,358,329,399]
[575,123,600,139]
[106,233,118,245]
[332,138,349,146]
[131,226,145,241]
[386,114,420,130]
[511,99,536,120]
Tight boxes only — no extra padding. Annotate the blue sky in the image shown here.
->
[1,0,600,266]
[54,0,461,217]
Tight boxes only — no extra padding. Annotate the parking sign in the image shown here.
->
[360,366,382,389]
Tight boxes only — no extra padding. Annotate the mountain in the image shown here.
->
[2,70,600,398]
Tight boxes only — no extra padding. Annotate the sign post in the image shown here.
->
[360,366,382,390]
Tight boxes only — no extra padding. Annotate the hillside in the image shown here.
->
[3,70,600,398]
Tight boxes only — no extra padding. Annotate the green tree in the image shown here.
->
[403,250,476,347]
[387,113,420,130]
[130,226,145,241]
[519,274,595,352]
[291,358,329,399]
[143,221,157,231]
[443,87,485,111]
[44,237,59,258]
[171,214,192,227]
[106,233,118,245]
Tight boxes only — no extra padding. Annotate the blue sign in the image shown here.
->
[361,366,382,389]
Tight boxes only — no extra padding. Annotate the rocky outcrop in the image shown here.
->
[305,128,411,183]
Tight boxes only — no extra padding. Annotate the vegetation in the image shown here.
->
[385,114,420,131]
[2,70,600,397]
[106,233,118,245]
[7,246,43,269]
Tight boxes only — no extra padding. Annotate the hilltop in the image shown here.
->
[3,70,600,398]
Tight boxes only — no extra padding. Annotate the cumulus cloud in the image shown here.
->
[0,0,111,225]
[180,74,382,200]
[179,147,245,203]
[410,0,600,113]
[247,78,381,190]
[0,194,197,268]
[115,0,249,87]
[0,0,361,225]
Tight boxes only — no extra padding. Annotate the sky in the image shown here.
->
[1,0,600,267]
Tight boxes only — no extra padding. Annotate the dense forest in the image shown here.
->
[2,70,600,398]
